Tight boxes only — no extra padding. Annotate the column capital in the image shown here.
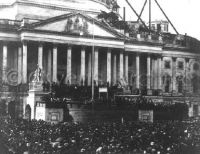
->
[147,53,151,57]
[151,53,162,59]
[136,52,141,56]
[1,41,9,46]
[107,48,112,52]
[94,46,100,51]
[22,40,28,45]
[157,54,163,59]
[67,44,73,48]
[53,43,59,48]
[81,45,86,50]
[67,45,73,50]
[38,41,44,47]
[119,49,125,54]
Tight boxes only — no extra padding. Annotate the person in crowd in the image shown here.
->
[0,116,200,154]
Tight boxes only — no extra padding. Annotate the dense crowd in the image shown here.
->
[42,82,123,102]
[0,116,200,154]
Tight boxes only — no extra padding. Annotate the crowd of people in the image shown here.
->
[115,95,189,120]
[0,116,200,154]
[42,82,122,101]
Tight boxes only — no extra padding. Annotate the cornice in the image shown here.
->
[19,28,124,41]
[0,0,101,16]
[30,12,125,39]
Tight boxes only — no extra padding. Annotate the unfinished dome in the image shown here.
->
[0,0,116,20]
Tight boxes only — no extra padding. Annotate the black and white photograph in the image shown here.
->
[0,0,200,153]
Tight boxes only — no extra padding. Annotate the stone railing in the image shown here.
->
[128,31,190,48]
[0,19,21,26]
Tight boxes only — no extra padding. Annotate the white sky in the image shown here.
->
[117,0,200,40]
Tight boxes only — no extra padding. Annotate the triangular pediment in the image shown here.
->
[32,13,123,39]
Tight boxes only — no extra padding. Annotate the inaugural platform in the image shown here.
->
[0,0,199,121]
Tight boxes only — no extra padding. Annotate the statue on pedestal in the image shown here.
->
[33,64,42,82]
[30,64,43,91]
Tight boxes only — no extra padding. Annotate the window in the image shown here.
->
[178,61,184,70]
[157,24,161,32]
[192,75,199,93]
[163,75,171,93]
[177,76,183,93]
[193,63,199,71]
[165,61,171,69]
[164,24,168,32]
[151,24,156,30]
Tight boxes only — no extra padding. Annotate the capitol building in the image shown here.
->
[0,0,200,120]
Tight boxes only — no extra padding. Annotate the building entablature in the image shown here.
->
[0,30,200,59]
[0,12,199,59]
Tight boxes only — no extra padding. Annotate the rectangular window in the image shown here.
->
[151,24,156,30]
[164,24,168,32]
[165,61,171,69]
[178,61,184,70]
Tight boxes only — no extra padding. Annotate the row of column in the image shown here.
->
[147,55,162,90]
[7,43,128,86]
[2,42,28,84]
[1,42,162,90]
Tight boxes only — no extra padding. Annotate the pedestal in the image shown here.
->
[26,89,46,120]
[147,89,153,96]
[26,82,65,123]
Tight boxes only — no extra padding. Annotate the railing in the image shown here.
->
[0,19,21,26]
[128,31,189,48]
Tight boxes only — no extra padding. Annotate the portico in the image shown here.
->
[0,11,199,117]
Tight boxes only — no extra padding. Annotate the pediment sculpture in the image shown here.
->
[64,17,89,35]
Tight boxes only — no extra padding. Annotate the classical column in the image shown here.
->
[88,52,91,86]
[119,52,124,80]
[185,58,190,93]
[18,46,22,84]
[125,54,129,83]
[22,41,27,83]
[80,46,85,85]
[47,49,52,82]
[113,54,117,85]
[66,46,72,84]
[94,47,99,86]
[154,58,158,89]
[172,57,177,93]
[52,45,57,82]
[136,54,140,89]
[2,43,8,83]
[158,56,162,90]
[147,54,151,90]
[107,49,111,86]
[38,43,43,69]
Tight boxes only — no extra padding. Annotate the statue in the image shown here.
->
[33,64,42,82]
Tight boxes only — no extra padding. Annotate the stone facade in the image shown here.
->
[0,0,200,118]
